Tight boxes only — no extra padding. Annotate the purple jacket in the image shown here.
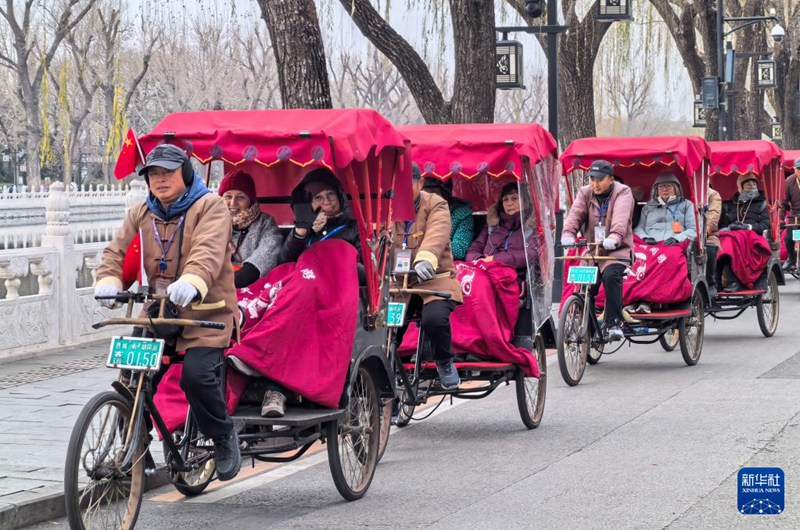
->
[466,208,527,268]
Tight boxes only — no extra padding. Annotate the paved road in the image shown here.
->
[13,285,800,529]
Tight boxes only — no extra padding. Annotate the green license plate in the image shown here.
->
[107,336,165,372]
[386,302,407,327]
[793,230,800,241]
[567,266,599,285]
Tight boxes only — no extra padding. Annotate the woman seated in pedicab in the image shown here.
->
[634,173,697,246]
[716,173,772,293]
[217,170,283,288]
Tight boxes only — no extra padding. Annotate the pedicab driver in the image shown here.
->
[393,163,463,389]
[561,160,635,342]
[94,144,242,481]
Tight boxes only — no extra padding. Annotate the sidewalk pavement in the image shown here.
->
[0,340,167,529]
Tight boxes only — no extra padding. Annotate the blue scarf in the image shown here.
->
[146,174,211,220]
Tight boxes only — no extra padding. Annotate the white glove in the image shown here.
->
[560,236,575,246]
[602,237,618,250]
[746,224,752,230]
[95,284,120,309]
[167,280,198,307]
[414,260,435,281]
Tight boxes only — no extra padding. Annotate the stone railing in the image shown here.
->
[0,182,148,361]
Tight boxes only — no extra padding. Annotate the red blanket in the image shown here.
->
[780,229,789,261]
[718,231,771,288]
[153,240,359,434]
[398,261,540,378]
[559,238,692,311]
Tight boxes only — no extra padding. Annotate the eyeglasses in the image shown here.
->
[657,183,675,189]
[311,190,338,205]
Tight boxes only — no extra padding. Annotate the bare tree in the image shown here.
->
[258,0,331,109]
[0,0,98,187]
[768,0,800,148]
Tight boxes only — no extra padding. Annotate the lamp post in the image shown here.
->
[715,5,784,141]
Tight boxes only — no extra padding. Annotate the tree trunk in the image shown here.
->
[771,1,800,149]
[259,0,332,109]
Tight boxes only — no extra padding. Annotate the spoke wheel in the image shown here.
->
[394,387,414,428]
[376,398,393,462]
[679,290,705,366]
[516,335,547,429]
[327,366,380,501]
[64,391,144,530]
[587,341,604,365]
[659,328,680,352]
[756,270,780,338]
[165,412,216,497]
[557,296,589,386]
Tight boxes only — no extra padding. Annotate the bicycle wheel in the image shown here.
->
[587,341,604,365]
[327,366,380,501]
[658,328,679,352]
[165,411,216,497]
[756,269,779,338]
[394,387,415,428]
[376,397,393,462]
[679,290,705,366]
[557,295,589,386]
[516,335,547,429]
[64,391,145,530]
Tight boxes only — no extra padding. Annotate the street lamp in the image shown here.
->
[772,117,782,141]
[597,0,632,21]
[693,97,707,128]
[755,57,777,89]
[495,38,525,90]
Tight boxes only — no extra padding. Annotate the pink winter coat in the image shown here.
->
[563,183,635,270]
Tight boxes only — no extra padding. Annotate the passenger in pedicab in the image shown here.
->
[779,157,800,272]
[94,144,242,481]
[420,176,474,260]
[218,170,283,288]
[718,173,772,292]
[279,167,360,264]
[392,163,463,389]
[634,173,697,246]
[560,160,635,342]
[706,184,723,298]
[466,182,541,282]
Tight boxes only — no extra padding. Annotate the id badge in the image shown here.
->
[154,277,171,295]
[394,249,412,273]
[672,221,683,233]
[594,225,606,242]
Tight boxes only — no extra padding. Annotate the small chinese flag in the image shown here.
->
[114,128,143,180]
[122,233,141,289]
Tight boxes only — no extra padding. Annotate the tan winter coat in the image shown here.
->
[563,183,635,271]
[97,194,238,351]
[706,187,722,248]
[393,190,462,304]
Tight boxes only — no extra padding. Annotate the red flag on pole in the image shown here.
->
[114,128,143,180]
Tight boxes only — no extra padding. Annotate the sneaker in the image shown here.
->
[213,429,241,481]
[781,261,795,272]
[435,360,461,390]
[723,280,742,293]
[708,286,718,299]
[261,390,286,418]
[603,325,624,342]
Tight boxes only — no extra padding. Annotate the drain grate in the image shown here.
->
[0,354,107,390]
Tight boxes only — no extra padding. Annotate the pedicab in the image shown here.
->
[382,123,558,433]
[706,140,784,337]
[64,109,414,529]
[781,149,800,277]
[557,136,709,386]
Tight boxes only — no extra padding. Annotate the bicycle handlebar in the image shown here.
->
[389,287,452,300]
[92,291,226,330]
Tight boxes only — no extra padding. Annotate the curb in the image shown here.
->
[0,338,109,366]
[0,468,170,529]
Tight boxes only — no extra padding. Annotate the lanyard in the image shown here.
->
[504,229,515,250]
[402,220,414,248]
[307,224,346,247]
[152,215,185,272]
[666,204,680,221]
[597,198,610,224]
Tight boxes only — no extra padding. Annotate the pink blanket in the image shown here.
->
[153,240,359,434]
[718,231,771,288]
[560,238,693,311]
[398,261,540,378]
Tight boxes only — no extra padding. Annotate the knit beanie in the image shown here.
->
[218,171,257,205]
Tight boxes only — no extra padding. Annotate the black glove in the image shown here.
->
[643,237,656,245]
[779,222,786,230]
[664,237,678,246]
[729,222,744,231]
[292,202,317,229]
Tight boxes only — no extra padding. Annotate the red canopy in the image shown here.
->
[560,136,711,205]
[783,150,800,174]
